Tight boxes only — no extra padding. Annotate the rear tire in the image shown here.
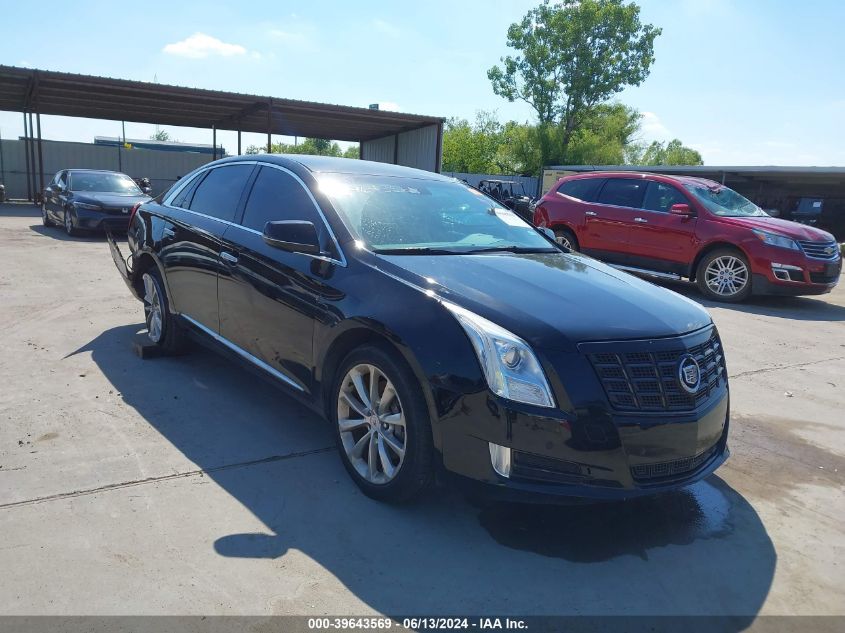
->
[554,228,579,252]
[331,344,434,503]
[141,268,186,354]
[696,249,752,302]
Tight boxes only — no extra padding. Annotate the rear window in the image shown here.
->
[557,178,603,202]
[597,178,648,209]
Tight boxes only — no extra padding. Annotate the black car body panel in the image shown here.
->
[108,155,729,501]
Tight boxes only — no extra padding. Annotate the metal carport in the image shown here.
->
[0,65,444,199]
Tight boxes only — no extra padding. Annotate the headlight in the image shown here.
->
[74,202,101,211]
[443,302,554,408]
[752,229,799,250]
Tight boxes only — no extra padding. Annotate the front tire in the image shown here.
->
[63,208,80,236]
[696,249,752,302]
[141,269,186,354]
[332,344,433,503]
[42,204,54,227]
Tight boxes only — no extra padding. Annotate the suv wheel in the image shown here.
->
[697,249,752,302]
[332,344,433,503]
[554,228,578,252]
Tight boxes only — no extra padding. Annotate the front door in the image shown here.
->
[218,164,342,395]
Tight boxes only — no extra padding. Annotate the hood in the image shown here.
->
[717,215,835,242]
[74,192,152,207]
[374,251,711,352]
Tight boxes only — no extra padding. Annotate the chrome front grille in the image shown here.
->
[797,239,840,260]
[586,328,726,412]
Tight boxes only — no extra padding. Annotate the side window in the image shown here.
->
[557,178,603,202]
[642,181,689,213]
[596,178,648,209]
[186,164,254,222]
[241,166,321,232]
[58,171,68,189]
[170,172,206,209]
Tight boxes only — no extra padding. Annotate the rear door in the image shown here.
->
[217,164,343,394]
[160,163,256,332]
[626,181,698,275]
[582,177,649,262]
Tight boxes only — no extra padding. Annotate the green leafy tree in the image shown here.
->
[488,0,661,169]
[245,138,357,158]
[629,138,703,165]
[149,129,171,142]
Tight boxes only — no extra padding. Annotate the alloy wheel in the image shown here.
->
[142,273,163,343]
[555,234,572,250]
[704,255,749,297]
[64,210,73,234]
[337,363,406,484]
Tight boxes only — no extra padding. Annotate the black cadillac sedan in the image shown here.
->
[107,155,729,503]
[42,169,151,235]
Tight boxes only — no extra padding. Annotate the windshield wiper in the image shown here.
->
[461,246,558,254]
[373,247,466,255]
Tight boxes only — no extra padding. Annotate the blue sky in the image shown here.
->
[1,0,843,165]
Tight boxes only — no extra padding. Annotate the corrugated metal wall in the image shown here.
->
[0,138,212,199]
[442,172,540,197]
[360,124,441,172]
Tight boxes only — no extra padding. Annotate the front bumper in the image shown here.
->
[74,207,132,232]
[748,245,840,296]
[436,327,730,502]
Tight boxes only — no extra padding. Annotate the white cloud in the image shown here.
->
[269,28,308,44]
[163,33,249,59]
[640,111,671,141]
[372,19,401,38]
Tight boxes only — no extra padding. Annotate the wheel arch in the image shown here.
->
[689,241,751,281]
[130,250,176,312]
[316,322,444,452]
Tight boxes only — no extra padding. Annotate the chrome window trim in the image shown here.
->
[180,314,305,392]
[162,160,347,267]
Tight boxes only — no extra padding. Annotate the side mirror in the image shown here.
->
[670,203,693,216]
[263,220,321,255]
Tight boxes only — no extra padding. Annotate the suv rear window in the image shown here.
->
[597,178,648,209]
[557,178,603,202]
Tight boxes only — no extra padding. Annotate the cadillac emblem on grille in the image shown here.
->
[678,354,701,394]
[121,208,129,214]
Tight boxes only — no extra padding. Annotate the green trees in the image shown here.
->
[245,138,359,158]
[488,0,661,167]
[628,139,703,166]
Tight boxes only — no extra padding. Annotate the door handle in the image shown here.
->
[634,217,648,223]
[585,211,598,216]
[162,227,175,238]
[220,251,239,264]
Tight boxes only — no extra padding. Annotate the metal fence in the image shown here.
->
[441,172,540,198]
[0,138,212,200]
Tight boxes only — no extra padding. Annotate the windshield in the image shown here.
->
[70,172,143,195]
[318,175,555,254]
[684,183,766,217]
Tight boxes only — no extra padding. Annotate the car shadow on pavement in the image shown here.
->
[29,224,109,242]
[75,323,777,621]
[653,278,845,322]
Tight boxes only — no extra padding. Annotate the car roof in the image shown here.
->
[566,171,722,188]
[66,169,127,175]
[218,154,454,182]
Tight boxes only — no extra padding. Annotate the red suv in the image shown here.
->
[534,172,842,302]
